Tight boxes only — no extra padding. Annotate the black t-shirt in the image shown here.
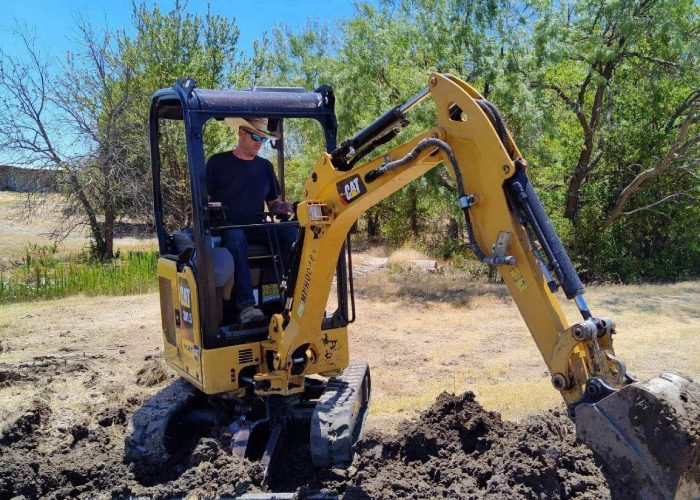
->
[206,151,281,224]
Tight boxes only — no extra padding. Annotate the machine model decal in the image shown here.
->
[337,174,367,206]
[178,277,194,341]
[297,248,318,318]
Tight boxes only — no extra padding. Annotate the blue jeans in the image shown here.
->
[221,224,299,308]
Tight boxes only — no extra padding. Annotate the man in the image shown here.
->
[206,117,297,324]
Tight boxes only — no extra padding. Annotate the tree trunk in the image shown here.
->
[366,208,380,239]
[564,79,608,220]
[67,170,108,259]
[408,184,419,236]
[104,205,115,259]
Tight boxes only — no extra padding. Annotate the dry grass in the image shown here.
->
[0,192,156,270]
[560,282,699,381]
[387,245,431,266]
[348,271,699,430]
[2,269,695,437]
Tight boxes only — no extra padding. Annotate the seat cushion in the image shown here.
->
[210,247,235,289]
[171,229,195,253]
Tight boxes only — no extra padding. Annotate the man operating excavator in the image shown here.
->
[206,117,297,325]
[131,74,699,498]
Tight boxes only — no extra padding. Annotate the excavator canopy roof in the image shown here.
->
[150,78,338,149]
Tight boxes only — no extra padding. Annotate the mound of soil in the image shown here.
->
[319,392,609,498]
[0,399,260,499]
[135,359,170,387]
[0,386,613,499]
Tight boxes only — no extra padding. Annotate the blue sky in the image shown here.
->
[0,0,369,165]
[0,0,364,58]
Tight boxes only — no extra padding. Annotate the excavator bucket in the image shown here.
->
[575,372,699,499]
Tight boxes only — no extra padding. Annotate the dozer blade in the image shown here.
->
[575,372,699,500]
[310,361,371,467]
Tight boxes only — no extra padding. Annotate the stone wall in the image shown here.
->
[0,165,58,192]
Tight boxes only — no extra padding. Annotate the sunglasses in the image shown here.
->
[241,128,268,143]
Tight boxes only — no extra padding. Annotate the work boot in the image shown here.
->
[239,305,265,325]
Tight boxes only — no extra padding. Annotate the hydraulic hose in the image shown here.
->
[365,137,488,262]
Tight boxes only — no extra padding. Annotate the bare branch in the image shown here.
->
[601,100,699,228]
[619,191,692,217]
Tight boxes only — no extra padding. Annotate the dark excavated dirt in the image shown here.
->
[317,393,611,499]
[0,385,617,499]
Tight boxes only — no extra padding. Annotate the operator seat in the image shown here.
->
[171,229,236,325]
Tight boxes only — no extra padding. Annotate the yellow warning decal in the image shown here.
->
[510,267,528,292]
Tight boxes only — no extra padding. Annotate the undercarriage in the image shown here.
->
[125,362,371,485]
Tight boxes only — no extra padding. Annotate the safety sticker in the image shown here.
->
[510,267,528,292]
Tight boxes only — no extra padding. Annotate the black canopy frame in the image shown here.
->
[149,78,338,342]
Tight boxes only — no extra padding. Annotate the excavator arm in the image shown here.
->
[261,73,698,498]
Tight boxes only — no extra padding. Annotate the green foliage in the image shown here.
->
[0,244,158,304]
[272,0,697,283]
[7,0,696,282]
[111,0,698,283]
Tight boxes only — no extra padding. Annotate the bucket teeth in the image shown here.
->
[575,372,700,500]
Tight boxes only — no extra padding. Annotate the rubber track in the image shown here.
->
[124,377,199,465]
[310,361,371,468]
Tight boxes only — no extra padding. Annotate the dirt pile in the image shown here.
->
[0,356,262,499]
[0,382,613,499]
[0,398,261,499]
[134,359,170,387]
[318,392,610,499]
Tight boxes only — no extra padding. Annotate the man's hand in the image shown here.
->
[268,197,294,214]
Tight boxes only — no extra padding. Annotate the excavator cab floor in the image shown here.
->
[575,372,699,499]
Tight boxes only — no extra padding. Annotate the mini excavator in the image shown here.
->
[127,73,699,498]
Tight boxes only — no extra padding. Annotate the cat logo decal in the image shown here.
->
[337,175,367,206]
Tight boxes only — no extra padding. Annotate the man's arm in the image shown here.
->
[268,197,293,214]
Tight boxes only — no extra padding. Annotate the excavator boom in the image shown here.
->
[275,73,698,497]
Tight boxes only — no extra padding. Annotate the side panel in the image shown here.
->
[311,327,349,374]
[157,258,181,371]
[158,258,263,395]
[199,344,261,394]
[157,258,204,384]
[174,266,203,383]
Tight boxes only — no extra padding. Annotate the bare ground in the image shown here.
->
[0,270,698,498]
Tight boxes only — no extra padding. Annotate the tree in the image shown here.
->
[266,0,508,250]
[529,0,699,223]
[521,0,700,278]
[0,2,250,258]
[0,22,134,258]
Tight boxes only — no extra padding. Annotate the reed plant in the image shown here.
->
[0,243,158,303]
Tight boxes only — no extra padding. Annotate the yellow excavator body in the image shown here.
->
[126,73,698,498]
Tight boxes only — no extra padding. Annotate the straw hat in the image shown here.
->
[224,117,279,138]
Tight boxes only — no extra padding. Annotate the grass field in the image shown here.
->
[1,190,697,431]
[0,192,156,270]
